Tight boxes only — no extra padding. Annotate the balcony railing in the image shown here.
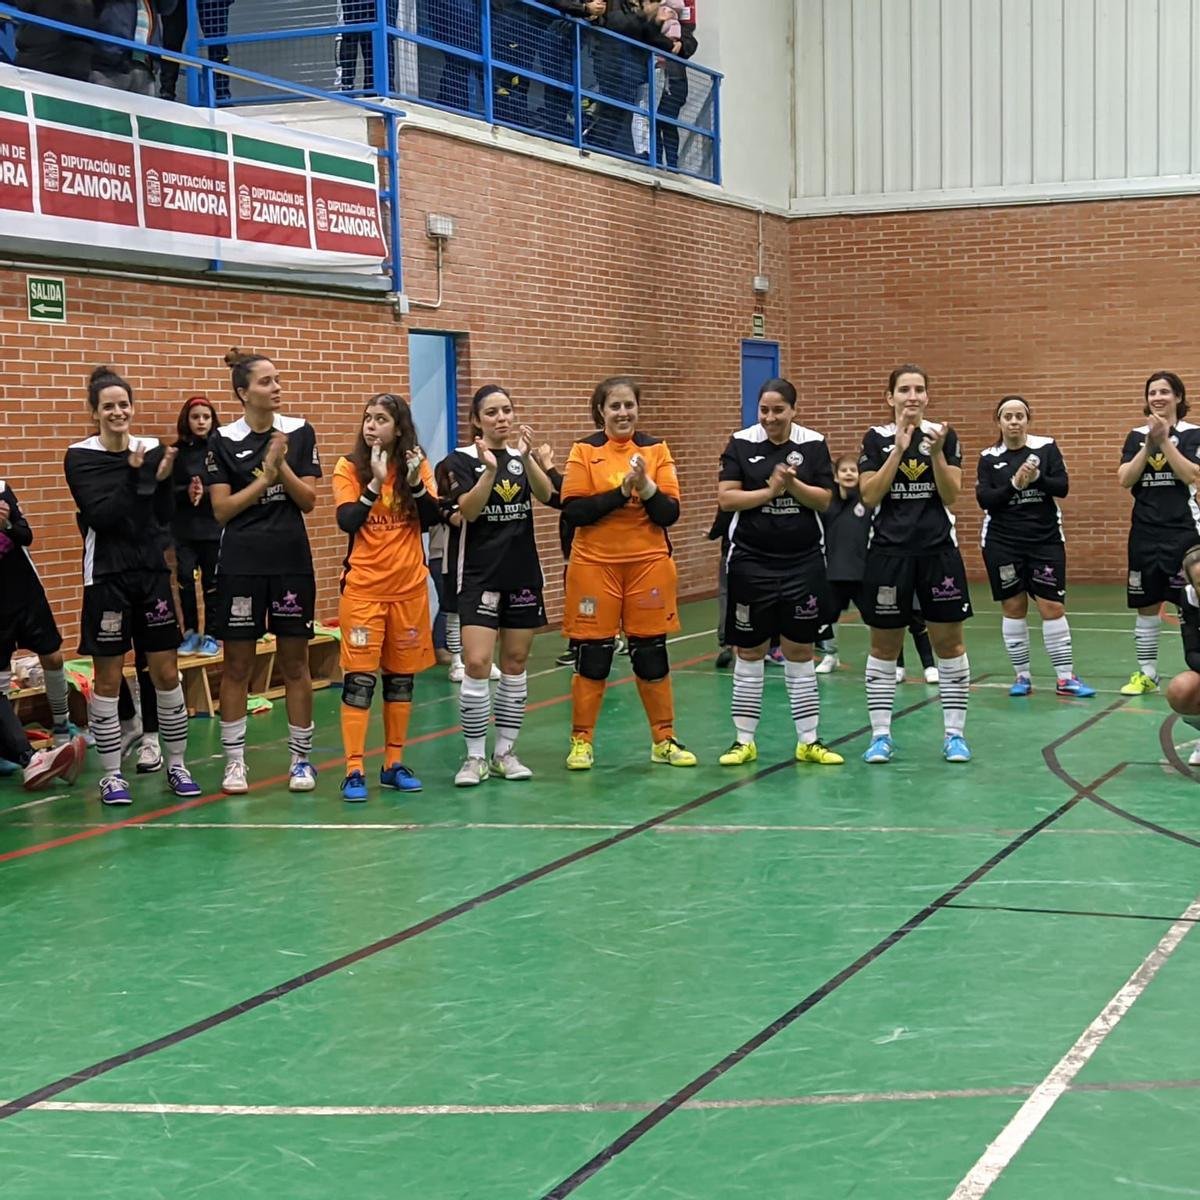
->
[186,0,722,184]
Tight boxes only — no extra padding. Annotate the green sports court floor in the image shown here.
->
[3,586,1199,1199]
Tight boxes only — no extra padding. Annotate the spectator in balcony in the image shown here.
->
[159,0,235,103]
[490,0,537,127]
[656,1,696,168]
[416,0,479,113]
[90,0,178,96]
[336,0,398,95]
[14,0,98,81]
[538,0,605,139]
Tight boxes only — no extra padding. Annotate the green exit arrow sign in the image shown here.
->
[27,276,66,323]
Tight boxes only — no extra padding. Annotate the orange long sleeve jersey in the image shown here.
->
[559,432,681,564]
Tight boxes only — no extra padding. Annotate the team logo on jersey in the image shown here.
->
[231,596,253,619]
[898,458,928,482]
[875,586,897,610]
[1148,451,1168,471]
[494,479,522,503]
[786,451,803,467]
[748,455,765,464]
[508,458,525,476]
[480,591,500,615]
[608,470,627,489]
[999,564,1017,585]
[100,610,123,635]
[735,603,752,629]
[236,449,255,459]
[349,626,370,648]
[1128,570,1143,591]
[853,503,866,517]
[578,596,597,618]
[918,440,932,456]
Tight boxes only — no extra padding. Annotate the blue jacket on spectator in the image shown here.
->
[93,0,178,74]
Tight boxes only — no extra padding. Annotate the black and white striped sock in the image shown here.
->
[1001,617,1031,678]
[445,613,462,656]
[90,692,121,774]
[730,656,763,743]
[459,673,491,759]
[1135,614,1161,678]
[493,670,527,757]
[156,684,189,768]
[1041,617,1074,680]
[44,667,70,732]
[865,655,896,737]
[220,716,246,765]
[785,659,820,743]
[937,654,971,737]
[287,722,314,765]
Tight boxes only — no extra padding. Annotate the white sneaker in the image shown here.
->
[288,761,317,792]
[489,662,502,681]
[1189,744,1200,767]
[222,759,249,794]
[120,718,143,758]
[491,751,533,780]
[454,756,490,787]
[448,659,464,683]
[924,666,940,685]
[136,740,163,774]
[895,666,907,683]
[21,742,78,791]
[815,654,839,675]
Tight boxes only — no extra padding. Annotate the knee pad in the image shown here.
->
[382,673,414,703]
[575,638,615,681]
[629,634,669,682]
[341,671,376,709]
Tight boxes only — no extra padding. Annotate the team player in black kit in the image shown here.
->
[716,377,843,766]
[206,350,323,795]
[976,396,1095,698]
[64,367,200,806]
[1117,371,1200,695]
[438,385,553,787]
[1165,545,1200,766]
[858,365,973,765]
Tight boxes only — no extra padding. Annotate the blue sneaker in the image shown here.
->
[0,757,17,777]
[166,765,202,797]
[1009,676,1033,697]
[99,772,132,806]
[198,635,220,657]
[178,631,201,655]
[863,735,894,764]
[944,734,972,763]
[341,770,369,802]
[380,762,423,792]
[1056,676,1096,698]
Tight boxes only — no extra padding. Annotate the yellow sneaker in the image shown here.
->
[566,735,594,771]
[1120,671,1159,695]
[795,740,845,765]
[719,740,757,765]
[651,737,697,767]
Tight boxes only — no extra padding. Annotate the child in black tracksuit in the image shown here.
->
[815,455,937,682]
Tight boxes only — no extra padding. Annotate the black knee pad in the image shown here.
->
[575,638,615,681]
[341,671,376,709]
[382,673,414,703]
[629,635,669,682]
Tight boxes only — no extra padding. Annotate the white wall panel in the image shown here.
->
[970,0,1003,186]
[910,0,943,190]
[1001,0,1034,183]
[852,0,884,194]
[940,0,972,188]
[880,0,914,192]
[1159,0,1192,174]
[1126,0,1160,177]
[1031,0,1065,183]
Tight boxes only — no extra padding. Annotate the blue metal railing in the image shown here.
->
[0,3,406,293]
[185,0,722,185]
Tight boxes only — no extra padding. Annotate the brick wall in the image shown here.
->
[789,197,1200,584]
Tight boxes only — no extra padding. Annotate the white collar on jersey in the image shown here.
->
[68,435,159,452]
[1134,420,1199,434]
[1188,584,1199,608]
[980,434,1055,457]
[218,414,306,441]
[871,419,946,437]
[732,422,825,445]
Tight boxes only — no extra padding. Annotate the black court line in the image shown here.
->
[540,699,1128,1199]
[0,692,957,1124]
[1160,713,1199,782]
[944,900,1199,925]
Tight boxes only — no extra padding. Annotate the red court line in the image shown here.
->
[0,652,714,866]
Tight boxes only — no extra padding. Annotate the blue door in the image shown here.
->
[740,339,781,427]
[408,331,458,465]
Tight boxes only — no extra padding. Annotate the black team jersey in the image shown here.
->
[719,423,833,569]
[441,444,542,591]
[1120,422,1200,536]
[859,421,962,554]
[976,435,1068,547]
[0,480,40,599]
[1182,585,1200,671]
[206,414,321,576]
[823,487,872,582]
[64,436,174,583]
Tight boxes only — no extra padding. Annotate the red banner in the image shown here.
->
[36,127,138,226]
[233,162,311,248]
[311,176,387,258]
[0,116,33,213]
[140,144,232,239]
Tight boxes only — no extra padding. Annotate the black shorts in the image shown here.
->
[1127,529,1196,608]
[0,581,62,661]
[78,570,180,658]
[459,584,547,630]
[212,573,315,641]
[828,580,860,618]
[859,546,974,628]
[983,539,1067,603]
[439,568,458,617]
[723,556,832,648]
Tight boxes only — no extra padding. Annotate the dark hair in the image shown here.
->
[175,395,219,444]
[834,453,858,471]
[87,366,133,412]
[1183,543,1200,582]
[1144,371,1188,418]
[993,395,1031,445]
[469,383,512,438]
[886,364,929,395]
[224,347,273,405]
[348,393,420,517]
[590,375,640,429]
[758,377,797,408]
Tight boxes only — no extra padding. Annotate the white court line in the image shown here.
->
[0,793,65,815]
[948,893,1200,1199]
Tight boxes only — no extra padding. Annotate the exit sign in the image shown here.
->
[27,276,66,323]
[751,312,766,338]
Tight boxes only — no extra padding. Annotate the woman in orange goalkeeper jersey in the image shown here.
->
[333,393,441,802]
[560,375,695,770]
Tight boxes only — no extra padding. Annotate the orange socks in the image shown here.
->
[383,700,411,766]
[571,675,606,740]
[341,704,370,775]
[636,677,675,743]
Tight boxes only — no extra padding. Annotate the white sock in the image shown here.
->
[731,656,764,743]
[220,716,246,765]
[1135,615,1161,679]
[445,612,462,656]
[865,655,897,737]
[1041,617,1074,681]
[90,693,121,774]
[1002,617,1031,679]
[287,722,314,766]
[785,659,819,743]
[938,654,971,737]
[459,673,491,759]
[44,667,70,731]
[493,670,527,757]
[156,684,188,769]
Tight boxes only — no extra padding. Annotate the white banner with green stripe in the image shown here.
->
[0,65,387,272]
